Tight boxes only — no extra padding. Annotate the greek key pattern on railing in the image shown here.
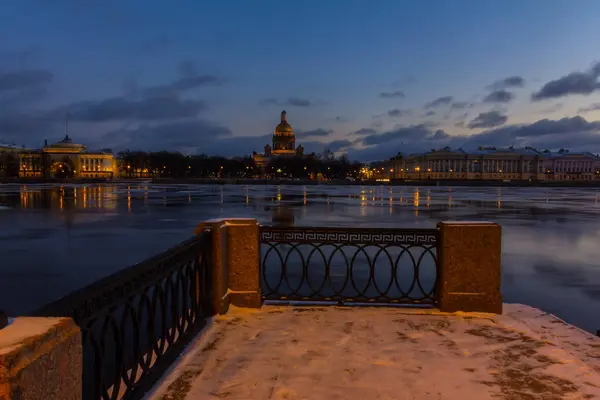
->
[260,226,438,305]
[261,227,437,246]
[33,232,213,400]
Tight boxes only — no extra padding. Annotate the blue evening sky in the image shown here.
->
[2,0,600,160]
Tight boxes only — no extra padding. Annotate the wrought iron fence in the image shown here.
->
[260,226,438,305]
[33,231,212,400]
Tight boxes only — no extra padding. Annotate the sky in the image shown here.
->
[2,0,600,161]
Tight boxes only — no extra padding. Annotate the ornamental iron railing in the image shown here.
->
[260,226,438,305]
[33,231,212,400]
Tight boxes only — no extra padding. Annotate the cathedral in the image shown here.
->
[252,110,306,169]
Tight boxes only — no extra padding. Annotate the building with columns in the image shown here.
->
[252,110,308,169]
[15,135,117,179]
[383,146,600,181]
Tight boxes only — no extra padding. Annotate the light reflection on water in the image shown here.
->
[1,183,600,332]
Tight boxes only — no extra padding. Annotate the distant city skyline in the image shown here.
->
[2,0,600,160]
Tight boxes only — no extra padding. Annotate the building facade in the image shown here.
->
[381,146,600,181]
[5,135,117,179]
[252,110,307,169]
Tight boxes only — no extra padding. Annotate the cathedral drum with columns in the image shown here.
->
[253,110,306,170]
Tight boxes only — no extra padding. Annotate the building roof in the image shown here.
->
[275,121,293,134]
[399,146,600,160]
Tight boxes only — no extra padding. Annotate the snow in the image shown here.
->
[149,304,600,399]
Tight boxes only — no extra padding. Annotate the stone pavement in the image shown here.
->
[150,304,600,400]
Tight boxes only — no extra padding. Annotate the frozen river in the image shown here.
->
[1,183,599,332]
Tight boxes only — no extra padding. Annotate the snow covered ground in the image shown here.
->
[150,304,600,400]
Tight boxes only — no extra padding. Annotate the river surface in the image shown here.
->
[1,183,599,332]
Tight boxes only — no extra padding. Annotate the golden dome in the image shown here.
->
[274,110,293,136]
[275,121,293,135]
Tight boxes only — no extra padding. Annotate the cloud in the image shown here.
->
[295,128,333,138]
[387,108,407,117]
[424,96,453,109]
[348,115,600,161]
[259,97,314,107]
[429,130,450,140]
[61,96,206,122]
[326,139,353,152]
[0,70,53,92]
[362,124,437,146]
[578,103,600,113]
[483,90,514,103]
[450,102,470,109]
[424,111,436,117]
[487,76,525,90]
[352,128,377,135]
[532,62,600,101]
[102,122,348,157]
[142,60,221,97]
[539,103,563,114]
[102,119,232,152]
[0,86,48,110]
[379,90,405,99]
[468,111,508,129]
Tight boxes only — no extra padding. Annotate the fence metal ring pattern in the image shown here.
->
[33,232,213,400]
[260,227,438,305]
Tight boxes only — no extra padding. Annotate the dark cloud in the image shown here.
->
[348,115,600,161]
[259,97,314,107]
[484,90,514,103]
[487,76,525,90]
[326,139,352,152]
[429,130,450,140]
[468,111,508,129]
[0,86,48,110]
[532,62,600,101]
[101,121,348,157]
[539,103,563,114]
[352,128,377,135]
[424,96,453,109]
[0,70,53,92]
[424,111,436,117]
[362,124,436,146]
[512,115,600,137]
[0,65,55,143]
[102,119,232,152]
[288,97,311,107]
[295,128,333,138]
[450,102,470,109]
[379,90,404,99]
[387,108,407,117]
[0,112,57,144]
[61,96,205,122]
[578,103,600,113]
[143,60,221,97]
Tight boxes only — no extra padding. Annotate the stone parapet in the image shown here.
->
[436,221,502,314]
[195,218,262,314]
[0,317,82,400]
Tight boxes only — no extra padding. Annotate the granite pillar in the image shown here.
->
[436,221,502,314]
[0,317,82,400]
[195,218,262,312]
[195,219,230,315]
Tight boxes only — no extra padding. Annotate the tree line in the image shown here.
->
[119,150,364,180]
[0,149,364,180]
